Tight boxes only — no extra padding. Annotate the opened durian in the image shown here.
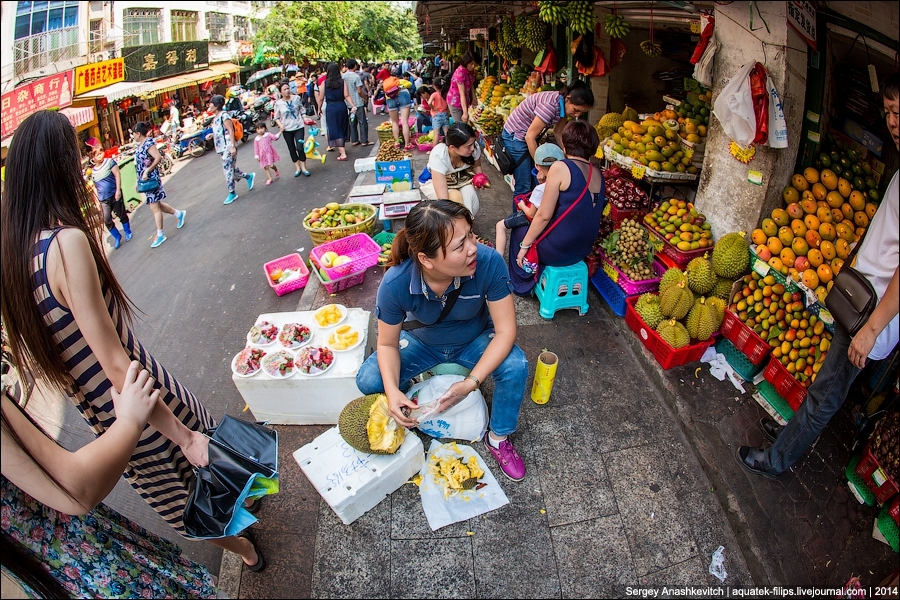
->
[338,393,406,454]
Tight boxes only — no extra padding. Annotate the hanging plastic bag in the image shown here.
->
[609,39,627,70]
[535,41,557,74]
[712,63,756,148]
[691,17,715,64]
[749,63,769,146]
[693,29,718,87]
[766,72,788,148]
[406,374,488,442]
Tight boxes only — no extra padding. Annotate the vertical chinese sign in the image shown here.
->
[1,71,74,139]
[787,1,817,51]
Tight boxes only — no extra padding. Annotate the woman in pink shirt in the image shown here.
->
[446,52,478,125]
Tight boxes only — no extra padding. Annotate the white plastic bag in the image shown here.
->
[406,374,489,442]
[766,74,788,148]
[712,63,756,148]
[693,32,718,88]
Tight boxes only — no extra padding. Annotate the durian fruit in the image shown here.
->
[660,280,694,320]
[429,453,485,498]
[635,293,664,329]
[596,111,625,139]
[657,319,690,349]
[713,276,735,301]
[686,254,716,295]
[711,231,750,279]
[338,394,405,454]
[659,267,687,294]
[705,296,727,328]
[685,297,719,341]
[622,105,639,122]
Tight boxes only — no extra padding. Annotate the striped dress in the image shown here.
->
[31,228,216,536]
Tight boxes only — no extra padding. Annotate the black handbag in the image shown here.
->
[493,134,529,176]
[183,415,279,539]
[824,229,877,336]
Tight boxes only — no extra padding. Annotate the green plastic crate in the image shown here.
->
[757,381,795,422]
[877,504,899,553]
[717,338,765,381]
[372,230,396,246]
[845,452,877,507]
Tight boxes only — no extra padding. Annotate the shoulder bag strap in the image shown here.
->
[843,225,870,268]
[532,163,594,247]
[401,285,464,331]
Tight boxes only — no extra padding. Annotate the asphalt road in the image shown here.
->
[53,115,384,572]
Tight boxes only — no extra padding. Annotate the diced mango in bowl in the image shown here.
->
[314,304,345,327]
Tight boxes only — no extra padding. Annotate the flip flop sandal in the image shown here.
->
[239,529,266,573]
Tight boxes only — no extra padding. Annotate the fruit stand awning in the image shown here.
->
[414,1,512,46]
[77,80,153,102]
[137,63,242,98]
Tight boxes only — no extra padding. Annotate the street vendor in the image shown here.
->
[418,122,488,217]
[355,200,529,482]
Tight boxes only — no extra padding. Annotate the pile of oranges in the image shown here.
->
[751,166,879,303]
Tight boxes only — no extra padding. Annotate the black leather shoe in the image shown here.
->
[758,418,784,443]
[735,446,779,480]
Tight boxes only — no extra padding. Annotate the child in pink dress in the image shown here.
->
[254,122,282,185]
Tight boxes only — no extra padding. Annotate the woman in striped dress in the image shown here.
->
[0,111,263,570]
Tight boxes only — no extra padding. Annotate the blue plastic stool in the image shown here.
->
[534,262,590,319]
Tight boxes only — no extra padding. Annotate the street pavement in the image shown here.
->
[24,115,898,599]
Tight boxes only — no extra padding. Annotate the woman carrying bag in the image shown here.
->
[131,122,186,248]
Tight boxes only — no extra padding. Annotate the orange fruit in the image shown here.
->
[837,178,852,198]
[771,208,790,227]
[815,206,833,224]
[835,238,850,259]
[807,248,824,268]
[803,214,820,231]
[800,198,817,215]
[853,211,869,228]
[865,202,878,219]
[816,264,833,284]
[792,174,810,192]
[811,183,828,201]
[751,229,767,245]
[803,167,820,184]
[826,191,844,208]
[819,240,836,260]
[768,256,784,272]
[791,219,808,237]
[791,237,809,257]
[820,169,838,190]
[801,269,819,289]
[767,236,784,255]
[787,202,805,219]
[783,186,800,204]
[805,229,822,249]
[780,247,796,267]
[848,190,865,211]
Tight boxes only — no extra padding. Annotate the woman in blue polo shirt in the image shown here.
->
[356,200,529,481]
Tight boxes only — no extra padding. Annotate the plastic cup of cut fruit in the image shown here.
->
[261,350,295,379]
[295,346,335,376]
[247,321,279,346]
[313,304,347,329]
[232,347,267,378]
[278,322,312,349]
[326,324,363,352]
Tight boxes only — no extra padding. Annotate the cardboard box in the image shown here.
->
[294,427,425,524]
[375,160,414,192]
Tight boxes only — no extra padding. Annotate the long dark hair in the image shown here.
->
[455,52,479,72]
[388,200,474,268]
[561,79,594,108]
[325,62,343,89]
[445,122,477,166]
[0,110,136,393]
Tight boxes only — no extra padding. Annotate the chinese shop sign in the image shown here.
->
[787,1,817,51]
[1,71,74,138]
[124,41,209,81]
[75,58,126,96]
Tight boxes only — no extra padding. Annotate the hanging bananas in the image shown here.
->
[603,13,631,38]
[515,15,547,52]
[496,16,521,62]
[640,40,663,57]
[538,1,565,25]
[567,0,596,35]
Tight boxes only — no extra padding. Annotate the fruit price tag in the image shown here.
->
[631,164,646,180]
[594,145,604,160]
[603,263,618,282]
[602,203,611,217]
[752,258,770,277]
[873,467,888,487]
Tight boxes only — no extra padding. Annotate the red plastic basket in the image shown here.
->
[624,296,715,370]
[310,233,380,280]
[263,253,310,296]
[644,224,709,267]
[762,356,808,411]
[855,443,900,505]
[599,252,666,295]
[610,206,649,227]
[309,256,367,294]
[719,310,771,366]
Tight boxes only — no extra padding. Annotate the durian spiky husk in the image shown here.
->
[659,280,694,320]
[685,297,718,341]
[657,319,690,349]
[686,254,716,295]
[338,393,405,455]
[711,231,750,279]
[659,268,687,295]
[635,292,664,329]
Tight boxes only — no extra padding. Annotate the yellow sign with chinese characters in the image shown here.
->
[75,58,125,96]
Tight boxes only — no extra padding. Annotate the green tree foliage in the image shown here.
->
[255,1,421,62]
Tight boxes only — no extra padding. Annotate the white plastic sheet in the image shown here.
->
[712,63,756,148]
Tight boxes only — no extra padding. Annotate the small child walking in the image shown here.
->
[254,122,282,185]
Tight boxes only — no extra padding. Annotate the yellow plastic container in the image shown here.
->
[530,351,559,405]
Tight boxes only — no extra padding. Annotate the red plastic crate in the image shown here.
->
[263,253,310,296]
[610,206,648,227]
[891,496,899,526]
[644,224,710,267]
[763,356,808,411]
[310,233,380,280]
[720,310,771,366]
[624,296,715,370]
[855,443,900,506]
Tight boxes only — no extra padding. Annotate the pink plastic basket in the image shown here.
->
[310,257,367,293]
[599,251,666,295]
[310,233,380,280]
[263,253,310,296]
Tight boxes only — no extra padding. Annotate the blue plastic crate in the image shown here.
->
[590,265,632,317]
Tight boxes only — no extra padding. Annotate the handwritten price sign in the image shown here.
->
[631,164,646,180]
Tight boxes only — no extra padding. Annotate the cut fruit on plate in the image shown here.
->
[327,324,362,352]
[296,346,335,376]
[278,322,312,349]
[232,347,267,377]
[261,350,295,378]
[314,304,347,328]
[247,321,279,346]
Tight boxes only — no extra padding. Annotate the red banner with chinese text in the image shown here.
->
[1,71,74,139]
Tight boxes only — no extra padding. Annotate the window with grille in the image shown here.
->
[206,11,230,42]
[171,10,198,42]
[123,8,161,47]
[234,16,249,40]
[13,1,80,76]
[89,19,103,53]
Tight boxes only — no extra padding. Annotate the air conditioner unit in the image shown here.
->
[91,51,110,62]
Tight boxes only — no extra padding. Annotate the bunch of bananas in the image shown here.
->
[489,40,499,54]
[496,16,521,62]
[455,40,467,57]
[538,1,565,25]
[604,13,631,38]
[568,0,596,35]
[476,109,504,137]
[640,40,663,57]
[515,15,546,52]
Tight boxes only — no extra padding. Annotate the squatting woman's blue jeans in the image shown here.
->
[500,128,535,198]
[355,330,528,436]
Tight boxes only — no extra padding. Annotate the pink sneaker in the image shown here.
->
[484,434,525,481]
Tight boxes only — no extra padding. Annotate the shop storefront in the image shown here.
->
[1,70,75,162]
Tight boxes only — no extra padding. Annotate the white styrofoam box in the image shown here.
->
[232,309,375,424]
[348,184,385,197]
[381,190,422,205]
[354,157,377,173]
[294,426,425,524]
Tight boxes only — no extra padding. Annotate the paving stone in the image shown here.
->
[390,478,472,540]
[390,538,476,598]
[677,489,753,587]
[604,444,699,576]
[640,555,710,588]
[239,532,316,599]
[310,498,392,598]
[551,514,636,598]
